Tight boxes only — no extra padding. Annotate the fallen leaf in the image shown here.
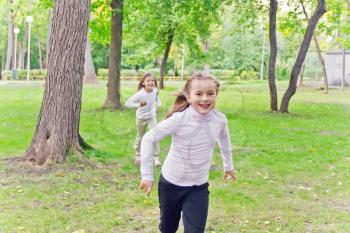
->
[72,229,85,233]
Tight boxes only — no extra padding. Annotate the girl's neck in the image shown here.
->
[144,87,153,93]
[189,105,214,116]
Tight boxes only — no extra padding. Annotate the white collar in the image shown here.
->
[187,105,215,122]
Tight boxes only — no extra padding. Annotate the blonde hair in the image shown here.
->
[165,72,220,118]
[138,72,158,91]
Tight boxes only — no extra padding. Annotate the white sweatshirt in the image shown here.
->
[140,105,233,186]
[125,88,161,119]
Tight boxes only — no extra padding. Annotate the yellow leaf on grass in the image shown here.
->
[72,230,85,233]
[309,147,316,153]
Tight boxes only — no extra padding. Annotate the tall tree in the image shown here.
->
[268,0,278,111]
[280,0,326,113]
[159,27,175,89]
[25,0,91,165]
[301,0,328,94]
[122,0,222,88]
[104,0,123,109]
[5,0,16,70]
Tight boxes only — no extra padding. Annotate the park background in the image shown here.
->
[0,0,350,232]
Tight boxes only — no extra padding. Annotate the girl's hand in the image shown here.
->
[224,170,236,182]
[140,101,147,107]
[140,180,153,196]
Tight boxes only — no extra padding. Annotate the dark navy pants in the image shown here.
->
[158,174,209,233]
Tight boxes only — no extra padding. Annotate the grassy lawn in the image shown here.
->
[0,80,349,233]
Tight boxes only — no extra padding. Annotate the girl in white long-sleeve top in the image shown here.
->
[125,72,161,166]
[139,72,236,233]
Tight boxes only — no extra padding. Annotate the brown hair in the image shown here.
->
[165,72,220,118]
[138,72,158,91]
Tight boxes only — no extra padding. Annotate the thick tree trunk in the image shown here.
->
[84,37,97,83]
[280,0,326,113]
[24,0,91,165]
[159,29,174,89]
[301,0,328,94]
[104,0,123,109]
[268,0,278,111]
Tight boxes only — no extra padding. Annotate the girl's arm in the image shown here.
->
[218,118,234,173]
[140,113,180,182]
[125,91,142,108]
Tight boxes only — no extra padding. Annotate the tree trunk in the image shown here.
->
[18,23,29,70]
[299,63,305,87]
[268,0,278,111]
[84,37,97,83]
[203,40,210,73]
[280,0,326,113]
[5,5,14,70]
[301,0,328,94]
[45,9,52,69]
[38,40,43,70]
[104,0,123,109]
[18,44,25,69]
[159,29,174,89]
[24,0,91,165]
[346,0,350,10]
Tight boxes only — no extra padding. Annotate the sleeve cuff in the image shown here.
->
[141,173,154,182]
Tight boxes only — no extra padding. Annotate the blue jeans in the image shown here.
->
[158,174,209,233]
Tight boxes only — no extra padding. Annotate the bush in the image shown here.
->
[239,70,259,81]
[210,69,236,79]
[97,68,170,80]
[276,67,289,80]
[1,69,46,80]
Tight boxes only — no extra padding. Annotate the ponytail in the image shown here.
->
[165,92,190,119]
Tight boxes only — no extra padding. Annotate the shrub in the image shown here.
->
[239,70,259,81]
[1,69,46,80]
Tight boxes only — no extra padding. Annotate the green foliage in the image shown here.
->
[239,70,259,81]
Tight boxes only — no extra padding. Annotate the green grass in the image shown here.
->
[0,81,350,233]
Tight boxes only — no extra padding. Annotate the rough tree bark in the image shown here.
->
[24,0,91,165]
[301,0,328,94]
[84,37,97,83]
[104,0,123,109]
[159,28,175,89]
[280,0,326,113]
[268,0,278,111]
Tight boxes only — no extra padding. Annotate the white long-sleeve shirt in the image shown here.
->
[140,105,233,186]
[125,88,161,119]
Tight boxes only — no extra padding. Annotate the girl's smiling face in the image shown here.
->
[186,79,217,115]
[143,76,155,92]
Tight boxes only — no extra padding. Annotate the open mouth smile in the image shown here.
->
[198,104,210,109]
